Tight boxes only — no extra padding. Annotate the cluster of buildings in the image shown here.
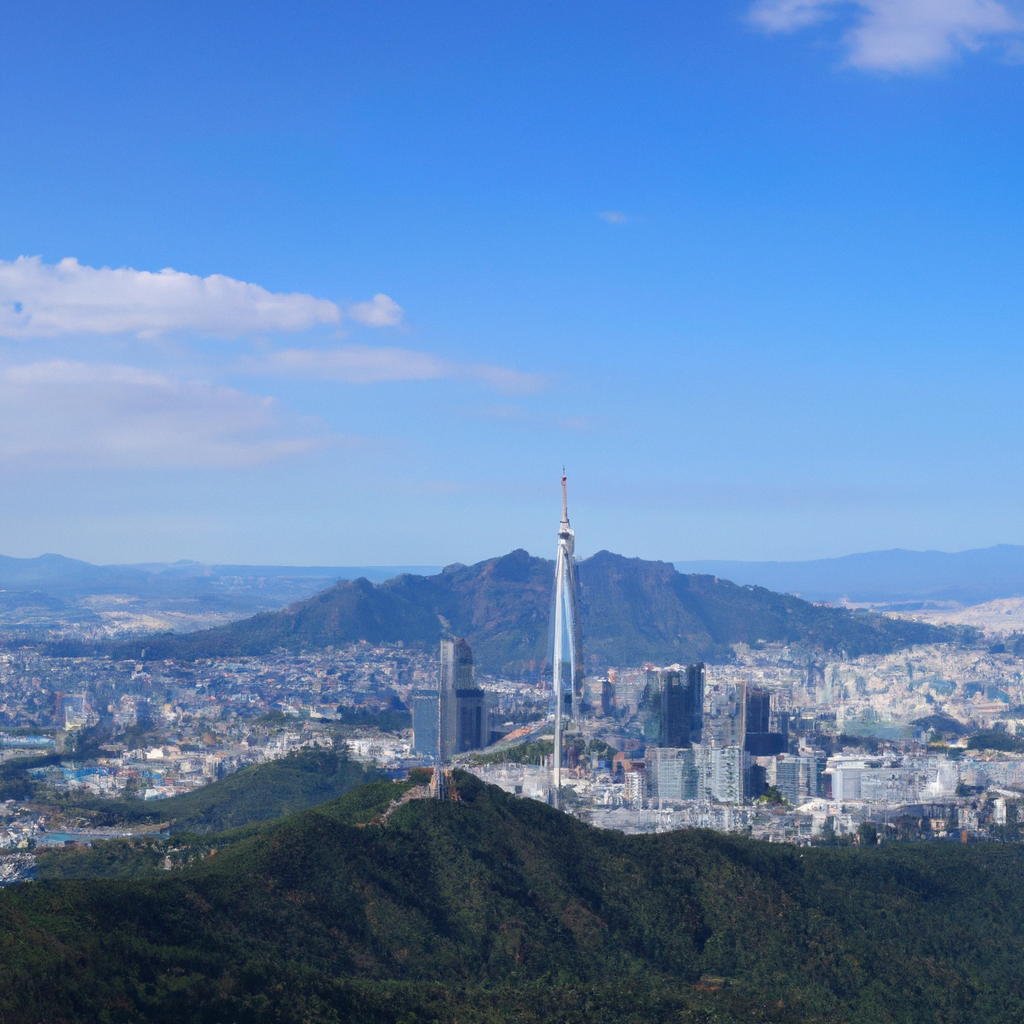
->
[469,730,1024,844]
[632,666,793,805]
[409,638,529,760]
[0,802,40,851]
[0,643,441,732]
[4,605,1024,851]
[5,479,1024,852]
[27,729,335,801]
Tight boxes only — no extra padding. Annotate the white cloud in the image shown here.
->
[0,360,331,468]
[748,0,1024,71]
[346,293,404,327]
[0,257,408,339]
[0,256,341,339]
[599,211,631,224]
[241,346,547,394]
[245,345,444,384]
[749,0,838,31]
[459,362,548,394]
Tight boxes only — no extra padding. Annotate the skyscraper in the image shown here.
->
[549,471,584,797]
[411,690,439,755]
[455,686,486,753]
[685,662,706,745]
[707,681,746,748]
[438,637,486,760]
[601,672,617,718]
[641,664,705,748]
[439,638,474,763]
[743,686,788,756]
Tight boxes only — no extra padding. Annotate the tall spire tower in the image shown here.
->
[551,469,584,803]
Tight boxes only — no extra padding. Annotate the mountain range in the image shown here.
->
[4,544,1024,640]
[111,549,967,674]
[675,544,1024,607]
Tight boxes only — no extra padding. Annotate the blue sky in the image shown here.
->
[2,0,1024,566]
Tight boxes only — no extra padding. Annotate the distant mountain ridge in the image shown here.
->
[0,554,442,631]
[674,544,1024,606]
[113,549,967,674]
[0,553,441,597]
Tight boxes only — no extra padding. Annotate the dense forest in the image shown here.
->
[107,549,972,675]
[3,772,1024,1023]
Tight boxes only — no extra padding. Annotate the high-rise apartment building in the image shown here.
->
[623,763,646,807]
[774,753,820,805]
[646,746,700,803]
[701,746,746,804]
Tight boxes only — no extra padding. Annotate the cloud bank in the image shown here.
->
[0,361,329,467]
[0,258,546,469]
[748,0,1024,71]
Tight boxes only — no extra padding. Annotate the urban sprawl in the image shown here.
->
[2,484,1023,886]
[1,633,1023,872]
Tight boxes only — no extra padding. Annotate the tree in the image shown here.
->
[819,816,839,845]
[857,821,878,846]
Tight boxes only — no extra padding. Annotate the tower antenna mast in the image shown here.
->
[551,469,583,807]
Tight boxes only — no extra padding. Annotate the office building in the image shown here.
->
[746,686,770,737]
[685,663,706,743]
[744,687,788,756]
[641,663,705,748]
[824,757,871,801]
[439,638,487,757]
[440,638,472,760]
[455,686,486,753]
[601,671,617,718]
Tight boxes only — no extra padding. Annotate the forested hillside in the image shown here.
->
[110,549,969,674]
[3,773,1024,1023]
[2,747,374,833]
[92,746,373,832]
